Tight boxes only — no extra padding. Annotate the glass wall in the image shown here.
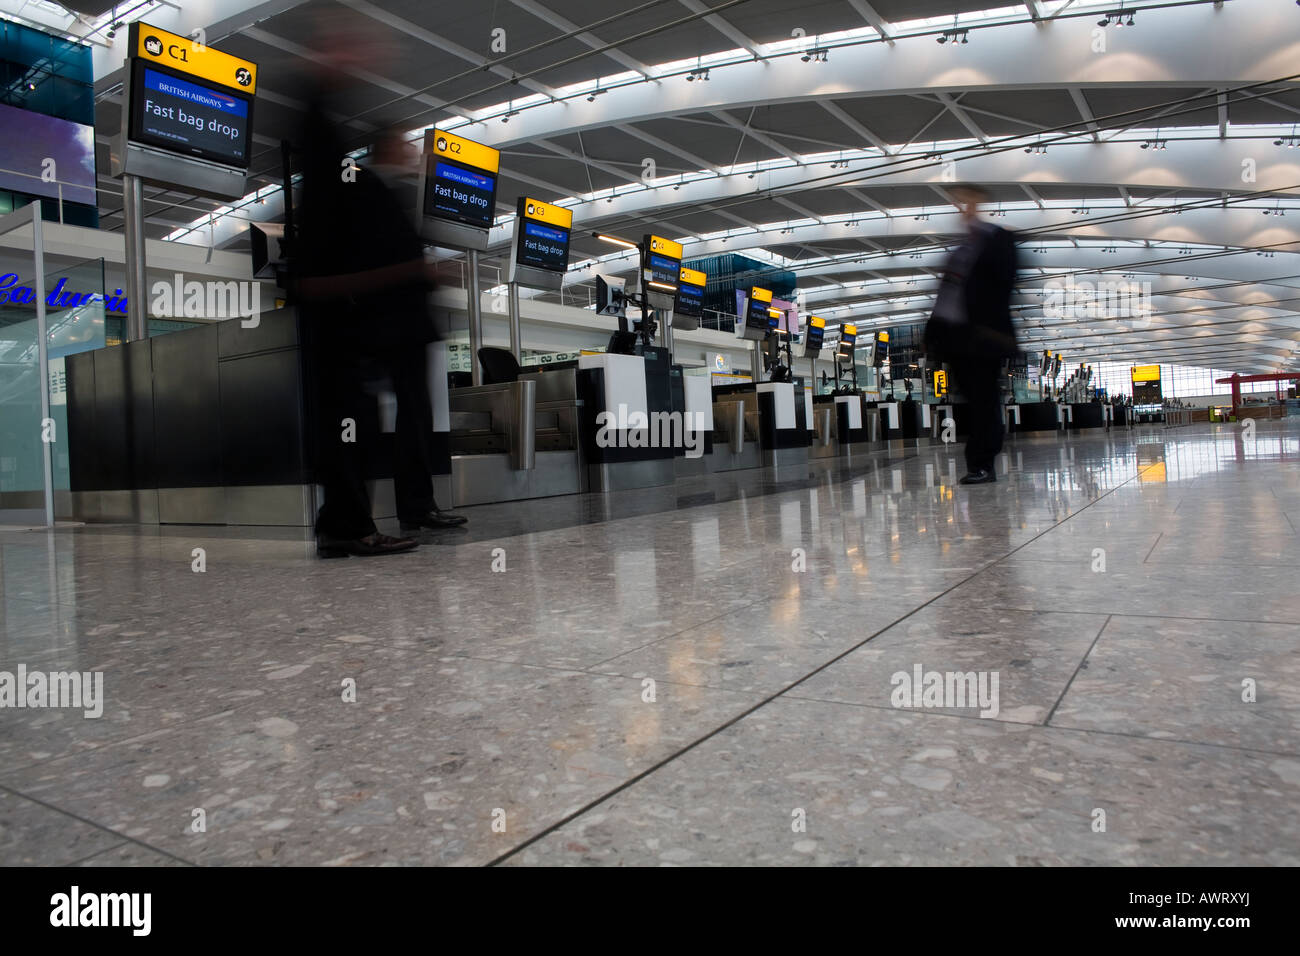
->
[1089,361,1280,399]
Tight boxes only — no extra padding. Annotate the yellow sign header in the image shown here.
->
[877,331,889,343]
[843,323,857,337]
[809,315,825,329]
[679,266,706,287]
[1132,364,1161,382]
[933,369,948,396]
[647,235,683,259]
[432,129,500,174]
[750,286,773,304]
[520,198,571,229]
[134,22,257,94]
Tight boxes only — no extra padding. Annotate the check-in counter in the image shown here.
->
[1069,403,1105,429]
[755,381,810,470]
[674,372,715,476]
[62,307,453,526]
[448,366,584,506]
[577,349,677,491]
[810,392,876,459]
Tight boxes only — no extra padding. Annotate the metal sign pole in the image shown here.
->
[122,172,148,342]
[466,249,483,385]
[32,210,54,527]
[507,280,522,362]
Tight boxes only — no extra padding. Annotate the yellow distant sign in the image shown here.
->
[877,331,889,343]
[519,198,571,228]
[432,129,500,174]
[134,22,257,93]
[809,315,826,329]
[751,286,773,304]
[1132,364,1161,382]
[648,236,683,259]
[679,266,706,286]
[933,369,948,396]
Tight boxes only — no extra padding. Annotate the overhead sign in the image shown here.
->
[514,197,571,275]
[933,369,948,397]
[804,315,826,353]
[422,128,500,236]
[839,322,858,356]
[1132,364,1161,383]
[740,285,773,340]
[642,235,682,290]
[675,266,706,319]
[124,22,256,173]
[135,23,257,93]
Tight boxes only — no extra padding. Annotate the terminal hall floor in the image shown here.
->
[0,421,1297,866]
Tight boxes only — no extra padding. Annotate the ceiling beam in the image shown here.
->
[507,0,656,79]
[676,0,765,58]
[934,92,989,144]
[845,0,894,44]
[1068,87,1101,142]
[819,100,894,154]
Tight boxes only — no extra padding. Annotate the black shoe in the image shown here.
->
[317,532,419,558]
[400,509,468,531]
[959,469,996,485]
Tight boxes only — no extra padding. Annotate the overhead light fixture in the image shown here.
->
[592,232,637,250]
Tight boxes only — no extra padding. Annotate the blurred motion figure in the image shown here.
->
[924,185,1018,484]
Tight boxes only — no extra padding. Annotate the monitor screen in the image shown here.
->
[647,252,679,287]
[517,219,569,272]
[838,324,857,354]
[675,281,704,318]
[425,158,497,228]
[804,318,825,353]
[129,60,253,168]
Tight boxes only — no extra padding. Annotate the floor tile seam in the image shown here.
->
[482,457,1161,865]
[0,783,197,866]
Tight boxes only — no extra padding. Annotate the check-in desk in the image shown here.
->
[448,366,583,506]
[1068,403,1105,430]
[755,381,810,470]
[810,393,876,459]
[1008,401,1062,433]
[674,372,715,476]
[61,307,454,526]
[711,387,762,472]
[578,350,678,491]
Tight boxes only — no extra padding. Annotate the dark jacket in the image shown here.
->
[294,102,435,353]
[926,222,1019,361]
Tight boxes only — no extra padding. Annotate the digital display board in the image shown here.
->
[514,197,572,274]
[643,235,682,296]
[676,266,706,318]
[427,160,496,228]
[129,60,253,168]
[745,286,774,336]
[803,315,826,353]
[424,130,500,230]
[1132,364,1162,404]
[648,253,679,286]
[838,323,858,356]
[874,331,889,366]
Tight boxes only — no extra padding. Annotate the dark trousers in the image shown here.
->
[312,342,436,539]
[955,359,1004,474]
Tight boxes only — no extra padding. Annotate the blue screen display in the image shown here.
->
[518,219,570,272]
[427,159,497,227]
[675,282,703,317]
[131,62,252,166]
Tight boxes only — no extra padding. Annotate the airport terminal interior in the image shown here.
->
[0,0,1297,868]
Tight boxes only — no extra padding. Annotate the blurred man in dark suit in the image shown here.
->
[925,185,1018,484]
[292,21,465,558]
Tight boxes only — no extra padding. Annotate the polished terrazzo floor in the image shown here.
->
[1,420,1297,866]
